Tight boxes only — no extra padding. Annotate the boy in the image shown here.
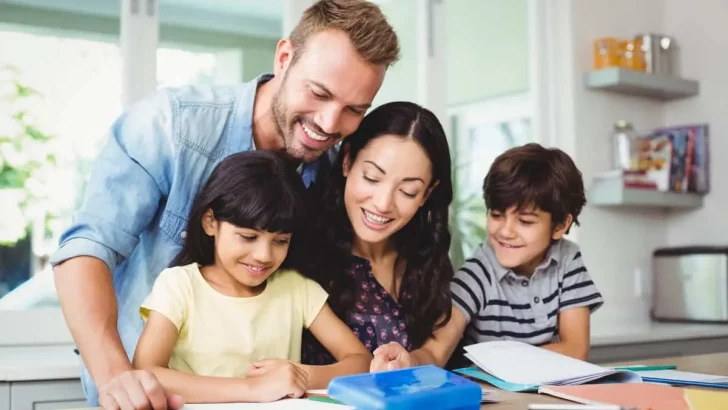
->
[370,143,604,371]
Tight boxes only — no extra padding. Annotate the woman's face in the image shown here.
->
[343,134,435,247]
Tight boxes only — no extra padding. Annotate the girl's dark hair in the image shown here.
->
[171,150,307,268]
[301,101,454,348]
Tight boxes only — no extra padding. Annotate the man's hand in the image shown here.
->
[97,370,184,410]
[246,359,308,402]
[370,342,417,372]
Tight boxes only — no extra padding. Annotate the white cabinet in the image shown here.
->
[2,379,84,410]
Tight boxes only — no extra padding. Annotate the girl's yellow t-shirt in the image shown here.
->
[139,263,328,377]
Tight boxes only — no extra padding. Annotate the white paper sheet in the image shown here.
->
[181,398,352,410]
[464,340,640,386]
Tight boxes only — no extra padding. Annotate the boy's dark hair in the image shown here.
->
[171,150,307,268]
[483,143,586,232]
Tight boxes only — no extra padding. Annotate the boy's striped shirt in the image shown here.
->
[451,238,603,348]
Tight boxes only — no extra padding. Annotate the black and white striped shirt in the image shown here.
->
[451,238,603,347]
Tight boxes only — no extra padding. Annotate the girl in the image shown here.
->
[299,101,455,367]
[132,151,371,404]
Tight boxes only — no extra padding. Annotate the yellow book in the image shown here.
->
[684,388,728,410]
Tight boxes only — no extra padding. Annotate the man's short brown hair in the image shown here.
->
[482,143,587,232]
[290,0,400,67]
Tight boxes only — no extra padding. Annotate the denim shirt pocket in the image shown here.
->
[159,209,190,246]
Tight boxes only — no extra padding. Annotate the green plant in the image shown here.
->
[0,65,57,245]
[448,122,487,270]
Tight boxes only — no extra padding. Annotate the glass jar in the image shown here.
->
[611,120,639,170]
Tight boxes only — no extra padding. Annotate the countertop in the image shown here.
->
[591,321,728,346]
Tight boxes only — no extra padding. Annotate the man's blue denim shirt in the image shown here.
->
[49,74,332,405]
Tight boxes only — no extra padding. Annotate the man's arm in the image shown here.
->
[52,91,177,409]
[541,307,590,360]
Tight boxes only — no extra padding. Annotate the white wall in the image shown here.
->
[663,0,728,246]
[567,0,666,328]
[550,0,726,329]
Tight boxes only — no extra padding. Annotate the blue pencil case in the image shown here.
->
[328,365,482,410]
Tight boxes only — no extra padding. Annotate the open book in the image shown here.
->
[453,340,642,392]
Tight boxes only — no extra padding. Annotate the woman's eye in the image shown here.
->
[363,175,378,183]
[238,234,256,241]
[400,190,416,198]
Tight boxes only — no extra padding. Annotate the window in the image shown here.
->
[0,29,231,345]
[448,93,533,268]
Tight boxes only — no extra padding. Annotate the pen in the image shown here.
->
[528,405,636,410]
[613,365,677,371]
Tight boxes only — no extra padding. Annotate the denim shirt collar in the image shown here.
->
[232,73,329,188]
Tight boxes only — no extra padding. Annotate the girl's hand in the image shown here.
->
[370,342,416,372]
[246,359,308,401]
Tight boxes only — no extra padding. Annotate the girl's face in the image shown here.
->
[342,134,435,247]
[202,211,291,295]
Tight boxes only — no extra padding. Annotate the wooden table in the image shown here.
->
[65,353,728,409]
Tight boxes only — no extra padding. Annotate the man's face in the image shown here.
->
[271,29,387,163]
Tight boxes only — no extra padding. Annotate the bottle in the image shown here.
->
[611,120,637,170]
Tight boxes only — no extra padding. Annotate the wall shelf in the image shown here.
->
[589,180,703,209]
[584,68,699,101]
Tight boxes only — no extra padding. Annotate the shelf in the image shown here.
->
[584,67,699,101]
[588,179,703,209]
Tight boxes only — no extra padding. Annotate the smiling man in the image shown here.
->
[50,1,399,409]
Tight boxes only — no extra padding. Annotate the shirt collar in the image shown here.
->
[232,73,273,153]
[483,238,562,283]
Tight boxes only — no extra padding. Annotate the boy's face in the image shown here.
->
[203,212,291,296]
[486,206,571,277]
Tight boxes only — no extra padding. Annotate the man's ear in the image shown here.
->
[342,145,353,177]
[201,209,218,236]
[552,214,574,240]
[273,38,294,77]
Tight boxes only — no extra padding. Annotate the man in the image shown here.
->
[50,1,399,408]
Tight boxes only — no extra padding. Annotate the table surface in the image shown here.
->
[65,352,728,410]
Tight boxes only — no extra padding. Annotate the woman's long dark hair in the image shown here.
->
[171,150,307,268]
[302,101,454,348]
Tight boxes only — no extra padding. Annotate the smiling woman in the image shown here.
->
[297,101,455,365]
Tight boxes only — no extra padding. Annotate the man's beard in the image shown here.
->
[271,76,308,161]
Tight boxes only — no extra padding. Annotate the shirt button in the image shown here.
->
[180,231,187,239]
[521,280,529,287]
[534,296,540,304]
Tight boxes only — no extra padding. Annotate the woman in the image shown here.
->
[299,101,454,365]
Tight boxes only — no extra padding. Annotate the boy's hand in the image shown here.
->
[246,359,308,401]
[370,342,417,372]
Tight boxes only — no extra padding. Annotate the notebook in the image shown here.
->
[684,389,728,410]
[454,340,642,392]
[180,398,352,409]
[633,369,728,389]
[538,383,690,410]
[327,365,483,409]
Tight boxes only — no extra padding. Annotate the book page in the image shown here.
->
[465,340,611,385]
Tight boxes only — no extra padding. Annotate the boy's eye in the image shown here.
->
[490,212,503,219]
[519,220,535,225]
[238,234,257,241]
[275,238,291,245]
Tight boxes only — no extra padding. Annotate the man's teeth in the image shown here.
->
[364,210,392,225]
[302,123,328,141]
